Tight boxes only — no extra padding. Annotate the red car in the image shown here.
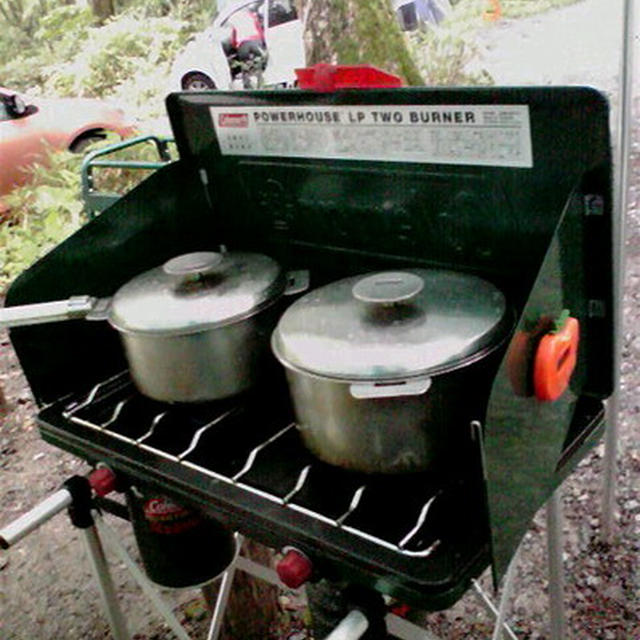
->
[0,87,136,200]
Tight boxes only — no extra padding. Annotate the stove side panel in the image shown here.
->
[5,161,215,405]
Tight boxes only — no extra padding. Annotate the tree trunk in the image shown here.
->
[222,540,279,640]
[89,0,115,22]
[300,0,423,85]
[202,539,280,640]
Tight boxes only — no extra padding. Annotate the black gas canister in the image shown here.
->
[127,489,237,589]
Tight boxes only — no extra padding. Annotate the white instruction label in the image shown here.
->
[210,104,533,168]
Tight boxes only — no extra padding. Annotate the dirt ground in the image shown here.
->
[1,1,639,638]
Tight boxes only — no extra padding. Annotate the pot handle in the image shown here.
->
[0,295,98,329]
[349,377,432,399]
[284,270,310,296]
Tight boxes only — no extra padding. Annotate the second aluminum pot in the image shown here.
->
[271,269,512,474]
[1,251,296,403]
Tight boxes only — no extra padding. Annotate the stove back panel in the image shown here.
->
[167,86,613,396]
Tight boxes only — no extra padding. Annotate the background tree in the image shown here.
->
[0,0,72,38]
[88,0,115,22]
[299,0,423,85]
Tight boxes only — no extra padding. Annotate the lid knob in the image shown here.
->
[352,272,424,305]
[162,252,224,280]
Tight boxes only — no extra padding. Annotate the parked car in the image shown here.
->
[0,87,135,200]
[171,0,305,91]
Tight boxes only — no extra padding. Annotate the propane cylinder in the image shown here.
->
[127,488,237,589]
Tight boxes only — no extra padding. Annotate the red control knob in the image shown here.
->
[276,548,313,589]
[89,467,117,497]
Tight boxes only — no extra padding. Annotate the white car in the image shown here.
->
[172,0,305,90]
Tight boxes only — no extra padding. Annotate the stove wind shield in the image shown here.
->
[4,85,614,602]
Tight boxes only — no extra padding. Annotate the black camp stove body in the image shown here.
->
[7,86,614,606]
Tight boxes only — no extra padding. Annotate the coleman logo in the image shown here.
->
[144,497,201,535]
[219,113,249,127]
[144,497,188,518]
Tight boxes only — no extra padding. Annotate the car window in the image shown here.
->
[0,102,10,122]
[268,0,298,26]
[0,94,34,120]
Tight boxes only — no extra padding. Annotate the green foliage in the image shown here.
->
[0,136,176,291]
[29,9,192,122]
[0,1,91,88]
[85,11,191,121]
[34,5,94,56]
[1,149,84,290]
[0,57,50,92]
[402,0,491,86]
[0,1,206,292]
[0,2,202,96]
[0,0,59,38]
[0,0,583,292]
[130,0,213,28]
[82,24,153,97]
[0,22,31,63]
[409,29,493,86]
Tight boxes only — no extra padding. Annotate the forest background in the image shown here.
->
[0,0,582,288]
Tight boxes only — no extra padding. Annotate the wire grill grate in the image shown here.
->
[61,373,446,558]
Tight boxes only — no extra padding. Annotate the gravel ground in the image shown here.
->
[427,1,640,637]
[1,1,639,638]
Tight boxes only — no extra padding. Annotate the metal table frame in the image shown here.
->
[602,0,636,544]
[0,483,569,640]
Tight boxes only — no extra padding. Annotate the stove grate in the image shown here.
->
[61,373,445,558]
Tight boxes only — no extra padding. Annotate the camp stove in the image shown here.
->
[1,81,615,636]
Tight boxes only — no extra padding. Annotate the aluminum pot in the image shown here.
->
[0,251,300,403]
[271,269,512,474]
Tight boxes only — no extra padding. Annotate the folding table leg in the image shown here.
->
[206,534,243,640]
[94,512,192,640]
[546,489,566,640]
[82,523,130,640]
[205,566,237,640]
[470,563,519,640]
[325,610,369,639]
[602,399,619,541]
[489,549,518,640]
[604,0,638,540]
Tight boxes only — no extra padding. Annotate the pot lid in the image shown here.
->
[109,251,284,335]
[272,269,509,380]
